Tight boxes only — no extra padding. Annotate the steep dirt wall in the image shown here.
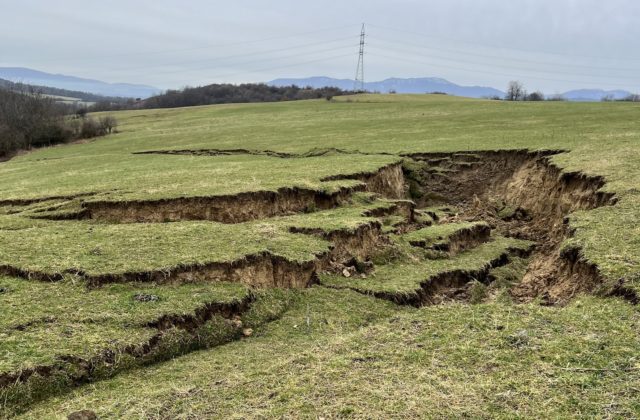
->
[321,163,406,199]
[348,252,515,307]
[497,157,615,226]
[84,163,406,224]
[84,186,356,224]
[406,150,620,304]
[83,252,321,288]
[0,221,391,289]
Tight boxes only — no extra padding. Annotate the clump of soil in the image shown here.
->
[134,293,160,302]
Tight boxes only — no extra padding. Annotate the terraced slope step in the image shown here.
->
[414,206,457,223]
[0,279,294,411]
[320,235,534,306]
[401,221,491,255]
[0,195,416,288]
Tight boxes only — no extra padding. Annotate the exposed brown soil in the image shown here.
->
[1,148,632,414]
[321,163,406,199]
[85,222,389,288]
[84,185,356,224]
[0,252,319,287]
[2,150,627,305]
[81,163,404,223]
[0,222,391,289]
[85,252,321,289]
[291,222,385,264]
[409,223,491,255]
[362,200,415,220]
[3,151,626,304]
[133,147,396,159]
[134,148,296,158]
[339,246,533,307]
[404,150,620,304]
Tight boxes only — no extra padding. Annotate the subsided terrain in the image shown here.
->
[1,94,639,418]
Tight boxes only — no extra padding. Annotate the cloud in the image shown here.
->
[1,0,639,92]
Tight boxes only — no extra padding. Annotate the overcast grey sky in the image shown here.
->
[2,0,639,92]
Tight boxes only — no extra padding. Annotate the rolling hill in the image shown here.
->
[0,67,159,99]
[269,76,504,98]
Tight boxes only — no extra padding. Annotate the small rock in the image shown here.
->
[230,318,243,329]
[242,328,253,337]
[342,268,351,277]
[67,410,97,420]
[360,273,367,279]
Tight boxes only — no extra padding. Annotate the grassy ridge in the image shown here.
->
[0,278,249,373]
[0,153,396,202]
[0,195,395,277]
[0,94,634,285]
[19,288,640,419]
[0,94,639,416]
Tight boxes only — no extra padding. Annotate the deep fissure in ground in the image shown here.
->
[1,148,631,414]
[401,149,619,304]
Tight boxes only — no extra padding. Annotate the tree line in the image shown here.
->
[0,84,117,158]
[0,78,128,104]
[503,80,639,102]
[89,83,352,111]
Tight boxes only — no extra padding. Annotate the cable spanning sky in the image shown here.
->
[2,0,639,92]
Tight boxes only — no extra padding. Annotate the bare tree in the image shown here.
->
[99,115,118,134]
[505,81,526,101]
[0,84,118,156]
[0,84,70,154]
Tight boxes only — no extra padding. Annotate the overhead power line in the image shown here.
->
[107,36,358,74]
[367,35,640,74]
[12,22,637,90]
[25,24,360,65]
[354,24,365,91]
[160,52,355,86]
[367,22,640,63]
[118,43,358,79]
[366,43,640,82]
[366,51,638,88]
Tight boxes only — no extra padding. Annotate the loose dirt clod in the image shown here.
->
[134,293,160,302]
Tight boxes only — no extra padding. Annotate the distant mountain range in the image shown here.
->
[269,76,636,101]
[0,77,126,103]
[560,89,633,101]
[269,76,504,98]
[0,68,634,102]
[0,67,160,99]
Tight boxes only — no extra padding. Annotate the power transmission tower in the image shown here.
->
[354,23,365,91]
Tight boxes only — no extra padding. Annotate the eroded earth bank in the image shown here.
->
[1,148,633,416]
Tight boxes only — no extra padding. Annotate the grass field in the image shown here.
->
[1,94,639,418]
